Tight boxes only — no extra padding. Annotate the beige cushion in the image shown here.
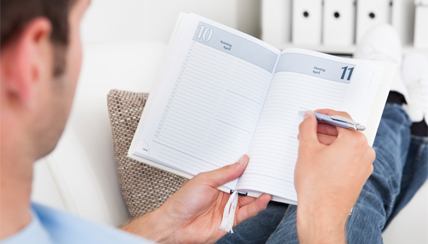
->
[107,89,185,217]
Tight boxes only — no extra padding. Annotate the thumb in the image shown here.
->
[298,111,319,146]
[202,155,249,187]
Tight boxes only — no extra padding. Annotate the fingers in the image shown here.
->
[298,121,338,144]
[335,126,367,146]
[199,155,249,187]
[298,109,351,141]
[237,196,257,206]
[235,194,271,226]
[313,109,368,149]
[317,133,337,145]
[313,109,356,139]
[298,111,319,147]
[317,123,338,136]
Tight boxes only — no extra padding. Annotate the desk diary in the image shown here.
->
[128,13,396,208]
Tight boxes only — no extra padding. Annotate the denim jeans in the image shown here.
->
[217,104,428,244]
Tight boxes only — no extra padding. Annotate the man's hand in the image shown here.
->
[122,155,271,244]
[295,110,375,244]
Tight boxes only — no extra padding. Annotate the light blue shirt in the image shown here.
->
[2,203,153,244]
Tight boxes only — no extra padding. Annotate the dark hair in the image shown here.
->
[1,0,77,75]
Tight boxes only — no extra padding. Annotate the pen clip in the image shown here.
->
[330,116,365,131]
[330,115,355,124]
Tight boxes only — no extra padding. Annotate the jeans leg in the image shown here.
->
[266,205,298,244]
[216,202,288,244]
[266,104,413,244]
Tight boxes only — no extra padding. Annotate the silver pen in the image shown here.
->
[300,111,366,131]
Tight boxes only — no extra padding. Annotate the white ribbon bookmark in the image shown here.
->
[219,190,239,233]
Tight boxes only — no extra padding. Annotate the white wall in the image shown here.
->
[81,0,261,44]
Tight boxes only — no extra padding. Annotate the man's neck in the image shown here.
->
[0,140,34,240]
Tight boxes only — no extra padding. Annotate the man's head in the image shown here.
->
[1,0,90,161]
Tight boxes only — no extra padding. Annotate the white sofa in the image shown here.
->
[31,42,428,243]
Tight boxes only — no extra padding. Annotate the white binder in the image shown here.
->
[414,5,428,48]
[323,0,355,46]
[261,0,292,47]
[356,0,391,42]
[292,0,322,45]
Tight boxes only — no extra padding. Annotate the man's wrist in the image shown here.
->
[121,206,175,243]
[296,204,347,244]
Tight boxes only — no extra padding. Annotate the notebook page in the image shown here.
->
[237,49,381,201]
[132,14,280,190]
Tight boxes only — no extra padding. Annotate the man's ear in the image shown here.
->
[1,17,53,109]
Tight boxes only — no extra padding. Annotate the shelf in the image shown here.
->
[276,43,428,56]
[278,44,356,55]
[402,46,428,55]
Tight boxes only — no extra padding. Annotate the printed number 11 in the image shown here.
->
[341,66,354,81]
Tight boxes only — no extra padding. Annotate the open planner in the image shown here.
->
[128,13,396,206]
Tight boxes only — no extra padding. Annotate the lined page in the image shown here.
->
[133,14,279,190]
[237,50,377,201]
[153,42,271,172]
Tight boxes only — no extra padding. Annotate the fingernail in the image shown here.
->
[304,111,311,119]
[238,155,245,164]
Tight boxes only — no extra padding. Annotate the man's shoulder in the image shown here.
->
[5,203,152,244]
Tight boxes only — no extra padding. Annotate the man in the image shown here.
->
[0,1,425,244]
